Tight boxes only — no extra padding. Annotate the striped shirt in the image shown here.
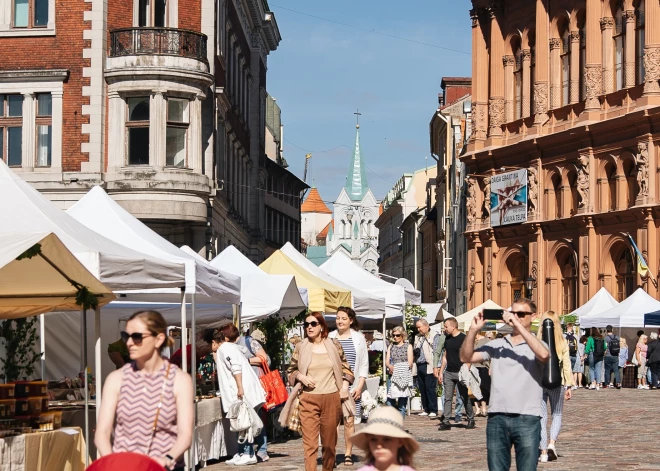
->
[338,338,362,415]
[113,359,180,464]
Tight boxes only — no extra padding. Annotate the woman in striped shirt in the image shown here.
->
[329,306,368,467]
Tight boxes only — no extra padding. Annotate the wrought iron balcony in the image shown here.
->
[110,27,207,63]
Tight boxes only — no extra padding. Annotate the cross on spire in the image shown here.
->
[354,109,361,128]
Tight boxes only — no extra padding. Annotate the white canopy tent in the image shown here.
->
[572,287,619,320]
[579,288,660,328]
[280,242,386,319]
[454,299,505,331]
[208,246,307,322]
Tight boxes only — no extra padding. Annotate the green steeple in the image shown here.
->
[344,125,369,201]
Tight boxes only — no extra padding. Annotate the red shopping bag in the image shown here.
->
[260,359,289,411]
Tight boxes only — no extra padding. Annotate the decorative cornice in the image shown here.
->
[0,69,69,82]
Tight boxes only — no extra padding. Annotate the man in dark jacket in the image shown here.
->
[646,332,660,388]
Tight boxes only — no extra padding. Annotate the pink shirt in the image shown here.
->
[637,343,648,359]
[358,465,416,471]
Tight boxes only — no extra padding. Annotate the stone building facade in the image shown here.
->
[464,0,660,313]
[0,0,284,261]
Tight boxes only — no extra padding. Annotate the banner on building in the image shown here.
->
[490,169,527,227]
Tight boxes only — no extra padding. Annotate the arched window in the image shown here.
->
[529,33,536,115]
[623,158,638,207]
[579,17,587,99]
[514,45,523,120]
[561,257,577,314]
[637,0,645,84]
[341,220,347,239]
[605,163,617,211]
[561,28,570,105]
[616,249,635,301]
[614,6,625,90]
[552,174,562,219]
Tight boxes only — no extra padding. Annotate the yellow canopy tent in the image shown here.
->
[0,232,115,319]
[260,250,351,313]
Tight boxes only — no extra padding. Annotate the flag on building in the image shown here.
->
[627,233,651,280]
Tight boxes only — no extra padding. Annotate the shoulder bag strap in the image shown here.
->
[145,361,172,456]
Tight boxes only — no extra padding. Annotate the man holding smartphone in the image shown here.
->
[460,298,549,471]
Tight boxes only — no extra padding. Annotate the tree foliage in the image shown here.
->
[0,317,42,382]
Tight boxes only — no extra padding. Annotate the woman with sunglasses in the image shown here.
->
[385,326,413,418]
[95,311,194,471]
[280,312,354,471]
[328,306,368,466]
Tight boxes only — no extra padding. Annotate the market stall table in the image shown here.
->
[194,397,236,467]
[0,427,87,471]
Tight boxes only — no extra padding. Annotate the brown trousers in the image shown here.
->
[299,391,342,471]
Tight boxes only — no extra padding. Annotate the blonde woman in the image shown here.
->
[636,334,649,389]
[385,326,413,418]
[536,311,574,463]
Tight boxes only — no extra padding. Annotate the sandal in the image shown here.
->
[344,456,354,467]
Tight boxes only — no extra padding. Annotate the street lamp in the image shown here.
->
[525,276,535,298]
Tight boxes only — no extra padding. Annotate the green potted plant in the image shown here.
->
[0,317,42,382]
[410,386,422,412]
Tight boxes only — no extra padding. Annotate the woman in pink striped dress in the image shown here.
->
[95,311,194,470]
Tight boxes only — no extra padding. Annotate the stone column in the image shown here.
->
[503,55,515,122]
[644,0,660,95]
[645,210,657,293]
[21,93,35,170]
[470,8,489,141]
[587,217,598,298]
[624,10,637,87]
[488,1,505,137]
[50,90,63,172]
[569,31,581,103]
[534,0,549,124]
[600,17,615,95]
[522,49,532,118]
[585,0,603,110]
[107,91,125,171]
[188,95,203,173]
[549,39,561,108]
[150,91,166,168]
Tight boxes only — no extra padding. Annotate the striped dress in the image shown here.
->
[338,338,362,417]
[113,359,180,465]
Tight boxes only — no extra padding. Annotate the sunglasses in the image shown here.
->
[510,311,533,317]
[392,334,402,338]
[303,321,320,328]
[121,331,156,345]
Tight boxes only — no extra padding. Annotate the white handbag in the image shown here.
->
[227,400,263,444]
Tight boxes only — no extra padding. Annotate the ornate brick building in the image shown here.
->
[0,0,289,261]
[464,0,660,313]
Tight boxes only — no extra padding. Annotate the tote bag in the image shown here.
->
[260,359,289,410]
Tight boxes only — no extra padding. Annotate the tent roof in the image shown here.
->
[260,250,351,313]
[321,251,419,308]
[280,242,385,319]
[0,232,115,319]
[572,287,619,318]
[454,299,504,331]
[580,288,660,328]
[67,186,240,303]
[208,246,307,322]
[419,303,453,322]
[0,161,185,291]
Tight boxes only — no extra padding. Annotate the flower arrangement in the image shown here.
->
[376,384,388,404]
[361,390,378,420]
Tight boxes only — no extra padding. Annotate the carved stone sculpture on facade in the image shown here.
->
[488,99,505,136]
[636,142,650,197]
[466,177,477,225]
[576,153,590,208]
[644,46,660,94]
[527,167,538,216]
[533,83,548,124]
[482,176,491,221]
[584,65,602,109]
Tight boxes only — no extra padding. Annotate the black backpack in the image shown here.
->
[608,335,621,356]
[593,337,606,357]
[566,333,578,356]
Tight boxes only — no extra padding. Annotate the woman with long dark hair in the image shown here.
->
[280,312,354,471]
[95,311,193,471]
[329,306,368,466]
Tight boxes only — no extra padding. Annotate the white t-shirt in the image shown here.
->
[215,342,266,412]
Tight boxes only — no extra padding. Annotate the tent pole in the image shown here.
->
[382,312,387,384]
[40,314,45,380]
[82,307,90,468]
[190,293,197,471]
[94,306,102,460]
[181,289,187,374]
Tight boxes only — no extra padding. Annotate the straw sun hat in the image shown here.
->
[351,406,419,453]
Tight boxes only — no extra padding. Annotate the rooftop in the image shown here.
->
[301,188,332,214]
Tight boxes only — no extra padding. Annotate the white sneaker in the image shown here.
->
[595,385,599,391]
[226,454,241,464]
[539,454,548,463]
[428,412,437,418]
[547,443,557,461]
[354,416,362,424]
[418,412,428,416]
[234,454,257,466]
[571,386,578,390]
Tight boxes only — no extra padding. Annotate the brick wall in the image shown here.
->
[179,0,201,32]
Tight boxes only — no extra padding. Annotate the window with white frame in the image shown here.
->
[137,0,166,26]
[12,0,48,28]
[35,93,51,167]
[126,96,150,165]
[0,94,23,166]
[166,97,188,167]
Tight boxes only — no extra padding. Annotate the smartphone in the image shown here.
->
[483,308,504,321]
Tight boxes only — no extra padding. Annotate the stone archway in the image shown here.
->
[601,238,637,300]
[498,248,527,308]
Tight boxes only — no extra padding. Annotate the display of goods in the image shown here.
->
[29,381,48,397]
[41,397,49,412]
[15,399,30,416]
[0,384,15,399]
[26,397,42,415]
[12,382,31,398]
[50,410,62,429]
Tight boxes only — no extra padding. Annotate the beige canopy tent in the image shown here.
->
[0,232,115,319]
[454,299,505,331]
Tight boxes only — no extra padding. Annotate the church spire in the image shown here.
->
[345,118,369,202]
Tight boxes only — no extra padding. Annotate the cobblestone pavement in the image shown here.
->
[204,388,659,470]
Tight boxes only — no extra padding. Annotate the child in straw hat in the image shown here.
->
[351,406,419,471]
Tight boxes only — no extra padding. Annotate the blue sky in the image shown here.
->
[267,0,472,205]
